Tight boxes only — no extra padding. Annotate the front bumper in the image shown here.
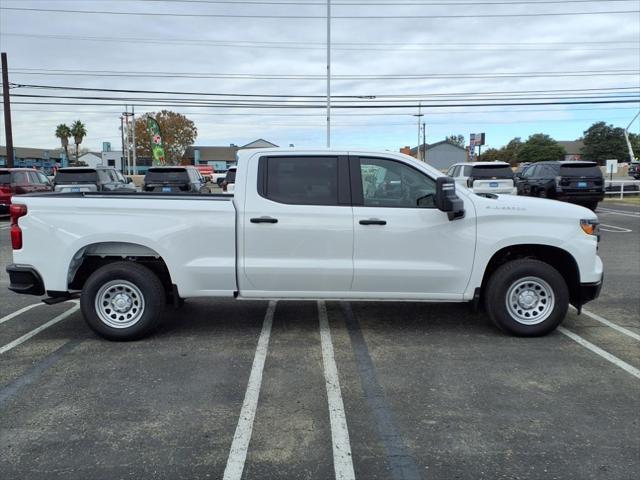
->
[578,276,603,306]
[6,264,45,296]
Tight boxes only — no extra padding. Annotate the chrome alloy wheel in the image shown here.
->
[505,276,555,325]
[94,280,145,328]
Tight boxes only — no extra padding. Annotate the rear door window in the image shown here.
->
[0,171,11,184]
[261,156,339,206]
[145,168,189,183]
[12,171,30,185]
[560,163,602,177]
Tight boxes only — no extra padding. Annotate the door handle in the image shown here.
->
[359,219,386,226]
[250,216,278,224]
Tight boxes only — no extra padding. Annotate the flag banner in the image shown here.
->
[146,117,166,165]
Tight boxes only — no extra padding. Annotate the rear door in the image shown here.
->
[11,171,36,194]
[350,155,475,298]
[242,154,353,295]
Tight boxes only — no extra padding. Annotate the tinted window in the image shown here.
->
[55,169,98,183]
[560,163,602,177]
[471,165,514,179]
[447,166,457,177]
[225,168,236,183]
[462,165,473,177]
[360,157,436,208]
[12,171,30,185]
[144,168,189,183]
[0,171,11,184]
[264,156,338,205]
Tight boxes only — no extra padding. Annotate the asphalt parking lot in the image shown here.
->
[0,202,638,480]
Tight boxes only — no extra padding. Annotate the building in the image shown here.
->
[402,140,468,171]
[183,139,278,171]
[0,146,65,174]
[79,150,125,171]
[557,140,584,161]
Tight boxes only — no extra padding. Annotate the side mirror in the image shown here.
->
[202,175,211,183]
[126,177,133,183]
[435,177,465,221]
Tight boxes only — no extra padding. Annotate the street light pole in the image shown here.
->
[326,0,331,148]
[131,105,137,174]
[1,52,14,168]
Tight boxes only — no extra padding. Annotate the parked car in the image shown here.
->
[446,162,516,195]
[0,168,53,214]
[7,149,602,341]
[629,162,640,180]
[53,167,136,193]
[221,166,236,193]
[143,166,211,193]
[516,161,604,211]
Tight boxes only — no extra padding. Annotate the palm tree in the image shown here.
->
[55,124,72,164]
[70,120,87,163]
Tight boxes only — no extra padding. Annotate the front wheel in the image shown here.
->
[485,259,569,336]
[80,262,166,341]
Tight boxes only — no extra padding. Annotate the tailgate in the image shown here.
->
[472,179,514,191]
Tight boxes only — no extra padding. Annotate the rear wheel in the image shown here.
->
[537,189,548,198]
[80,262,165,340]
[485,259,569,336]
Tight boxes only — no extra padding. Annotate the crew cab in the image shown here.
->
[447,162,516,195]
[6,149,603,340]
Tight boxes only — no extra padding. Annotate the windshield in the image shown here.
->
[55,169,98,183]
[559,163,602,177]
[471,165,514,179]
[145,168,189,183]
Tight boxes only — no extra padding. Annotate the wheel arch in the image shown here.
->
[67,241,175,299]
[480,244,581,307]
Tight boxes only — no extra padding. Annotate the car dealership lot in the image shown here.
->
[0,204,638,480]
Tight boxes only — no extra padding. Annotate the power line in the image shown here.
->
[11,82,639,100]
[62,0,640,5]
[8,68,640,81]
[1,6,637,18]
[2,32,637,52]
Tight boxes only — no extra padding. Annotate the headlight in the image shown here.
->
[580,219,599,237]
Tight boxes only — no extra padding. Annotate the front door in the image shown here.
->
[242,154,354,295]
[350,156,475,299]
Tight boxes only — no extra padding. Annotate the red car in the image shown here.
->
[0,168,53,215]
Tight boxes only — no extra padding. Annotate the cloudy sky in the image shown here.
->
[0,0,639,153]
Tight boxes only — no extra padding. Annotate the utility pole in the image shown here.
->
[413,102,423,160]
[123,106,131,175]
[131,105,137,174]
[326,0,331,148]
[422,122,426,162]
[120,115,126,174]
[1,52,14,168]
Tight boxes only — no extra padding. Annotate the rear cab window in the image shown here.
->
[559,163,602,178]
[470,165,514,179]
[144,168,189,184]
[55,169,98,184]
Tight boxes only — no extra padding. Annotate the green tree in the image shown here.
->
[70,120,87,163]
[479,147,502,162]
[518,133,565,164]
[581,121,631,165]
[133,110,197,164]
[55,124,71,163]
[502,137,523,166]
[446,134,465,148]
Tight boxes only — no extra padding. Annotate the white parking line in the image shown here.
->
[318,301,355,480]
[0,302,43,326]
[223,301,276,480]
[597,207,640,218]
[0,304,80,355]
[579,308,640,342]
[558,327,640,380]
[599,223,633,233]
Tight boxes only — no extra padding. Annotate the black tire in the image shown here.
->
[485,259,569,336]
[538,189,548,198]
[584,201,598,212]
[80,261,165,341]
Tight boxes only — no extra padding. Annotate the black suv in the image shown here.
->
[143,166,210,193]
[53,167,136,193]
[516,161,604,211]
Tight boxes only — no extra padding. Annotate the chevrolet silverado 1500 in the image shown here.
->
[6,149,603,340]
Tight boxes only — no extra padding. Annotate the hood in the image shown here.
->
[468,192,597,221]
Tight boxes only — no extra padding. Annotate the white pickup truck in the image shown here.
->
[6,149,603,340]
